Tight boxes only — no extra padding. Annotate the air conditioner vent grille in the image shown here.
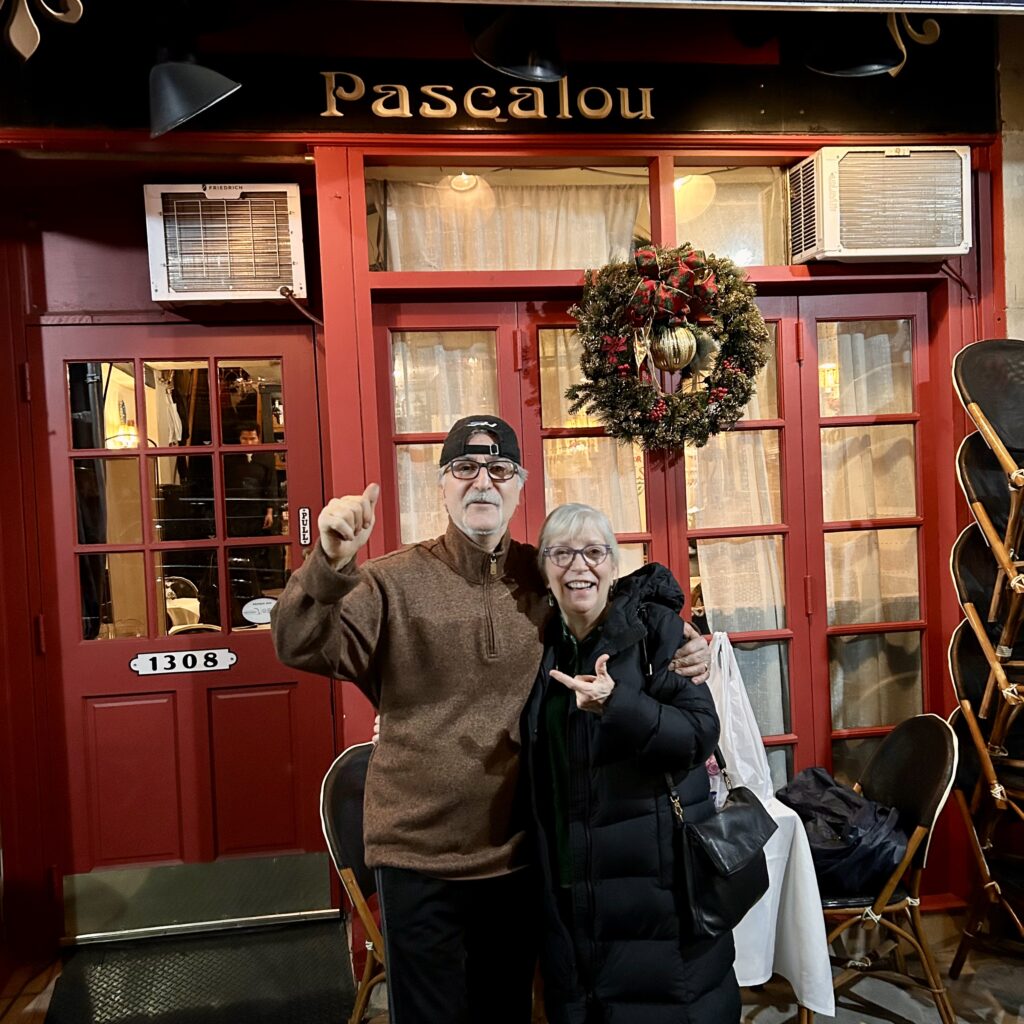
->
[788,159,818,261]
[837,151,965,250]
[160,192,295,294]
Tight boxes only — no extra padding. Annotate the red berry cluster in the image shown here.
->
[710,386,729,402]
[616,362,632,376]
[647,399,668,421]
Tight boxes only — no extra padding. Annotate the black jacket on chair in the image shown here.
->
[522,563,740,1024]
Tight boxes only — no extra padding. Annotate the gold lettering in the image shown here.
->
[320,71,365,117]
[464,85,501,119]
[557,76,572,120]
[618,86,654,120]
[577,86,612,120]
[508,86,546,119]
[419,84,457,119]
[371,84,413,118]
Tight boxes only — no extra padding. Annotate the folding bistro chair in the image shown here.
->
[798,715,958,1024]
[947,621,1024,976]
[950,525,1024,732]
[321,743,387,1024]
[953,339,1024,580]
[956,432,1024,644]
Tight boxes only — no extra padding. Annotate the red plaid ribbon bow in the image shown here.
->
[627,246,718,326]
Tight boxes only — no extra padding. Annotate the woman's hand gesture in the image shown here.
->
[550,654,616,714]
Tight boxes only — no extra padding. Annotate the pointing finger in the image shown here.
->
[363,482,380,508]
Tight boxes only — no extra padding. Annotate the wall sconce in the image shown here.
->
[149,57,241,138]
[818,361,841,412]
[471,10,564,84]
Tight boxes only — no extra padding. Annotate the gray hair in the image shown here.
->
[537,503,619,572]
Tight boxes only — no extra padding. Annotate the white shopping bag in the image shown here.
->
[705,631,774,808]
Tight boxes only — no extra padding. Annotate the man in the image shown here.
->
[224,421,278,538]
[271,414,709,1024]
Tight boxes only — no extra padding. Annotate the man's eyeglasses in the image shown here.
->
[543,544,613,569]
[445,458,519,483]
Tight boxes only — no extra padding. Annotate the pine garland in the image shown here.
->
[567,243,772,450]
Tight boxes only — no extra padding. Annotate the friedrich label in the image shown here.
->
[320,71,654,123]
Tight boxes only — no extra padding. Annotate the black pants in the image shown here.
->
[375,865,537,1024]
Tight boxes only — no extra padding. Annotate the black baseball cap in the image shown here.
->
[439,415,521,467]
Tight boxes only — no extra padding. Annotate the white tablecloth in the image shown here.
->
[733,797,835,1016]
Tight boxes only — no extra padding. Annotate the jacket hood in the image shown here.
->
[595,562,684,653]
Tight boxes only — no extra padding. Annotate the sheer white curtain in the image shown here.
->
[383,182,645,271]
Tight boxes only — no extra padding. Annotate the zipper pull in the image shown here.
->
[489,553,498,577]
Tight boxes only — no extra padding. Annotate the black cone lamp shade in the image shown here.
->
[796,14,902,77]
[472,12,564,84]
[149,61,241,138]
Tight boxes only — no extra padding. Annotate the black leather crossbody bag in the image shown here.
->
[665,752,777,940]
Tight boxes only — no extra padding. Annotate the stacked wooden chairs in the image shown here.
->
[948,338,1024,975]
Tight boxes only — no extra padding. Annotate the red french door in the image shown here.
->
[36,324,334,907]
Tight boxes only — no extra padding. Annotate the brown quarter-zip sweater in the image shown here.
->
[271,521,550,879]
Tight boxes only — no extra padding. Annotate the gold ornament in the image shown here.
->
[650,325,697,372]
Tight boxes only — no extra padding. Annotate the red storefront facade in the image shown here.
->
[0,0,1006,977]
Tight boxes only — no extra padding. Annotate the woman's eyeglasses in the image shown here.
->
[445,459,519,483]
[543,544,613,568]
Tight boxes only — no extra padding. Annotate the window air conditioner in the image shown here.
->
[144,183,307,301]
[787,145,972,263]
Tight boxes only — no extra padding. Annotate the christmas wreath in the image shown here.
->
[567,243,772,450]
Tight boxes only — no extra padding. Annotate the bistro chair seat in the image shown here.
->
[798,715,958,1024]
[320,743,387,1024]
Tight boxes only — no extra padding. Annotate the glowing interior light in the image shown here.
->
[450,172,479,192]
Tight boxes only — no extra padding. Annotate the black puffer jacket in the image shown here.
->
[522,563,740,1024]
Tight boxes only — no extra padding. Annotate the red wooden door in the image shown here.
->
[36,324,334,920]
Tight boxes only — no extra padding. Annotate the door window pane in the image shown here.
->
[673,167,787,267]
[80,552,146,640]
[831,736,883,787]
[226,547,292,631]
[816,319,913,416]
[744,322,778,420]
[391,331,498,433]
[67,361,138,450]
[692,535,786,633]
[143,361,211,446]
[223,452,285,539]
[539,328,600,429]
[397,443,446,543]
[829,631,922,729]
[825,528,919,625]
[217,360,284,445]
[766,746,792,790]
[150,455,215,541]
[821,425,917,521]
[618,543,647,577]
[543,438,646,533]
[74,458,142,544]
[155,550,220,634]
[686,430,781,529]
[733,641,791,736]
[367,166,649,272]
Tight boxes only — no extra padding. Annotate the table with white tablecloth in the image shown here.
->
[732,796,835,1017]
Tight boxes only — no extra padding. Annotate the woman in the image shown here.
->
[522,502,740,1024]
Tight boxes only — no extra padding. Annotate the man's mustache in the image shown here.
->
[463,491,501,509]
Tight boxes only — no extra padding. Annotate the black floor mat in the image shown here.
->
[45,920,354,1024]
